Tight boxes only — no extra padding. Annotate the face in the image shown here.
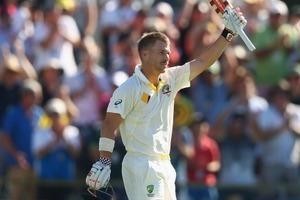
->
[22,92,38,109]
[192,122,210,137]
[273,93,289,111]
[4,69,21,83]
[270,13,286,28]
[142,40,170,73]
[41,68,60,83]
[228,118,246,137]
[288,75,300,89]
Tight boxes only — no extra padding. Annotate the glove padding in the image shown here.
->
[86,160,111,190]
[222,8,247,35]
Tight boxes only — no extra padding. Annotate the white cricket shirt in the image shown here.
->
[107,64,190,157]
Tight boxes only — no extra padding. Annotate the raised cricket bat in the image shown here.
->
[209,0,256,51]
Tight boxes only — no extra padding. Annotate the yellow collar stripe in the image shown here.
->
[147,79,165,91]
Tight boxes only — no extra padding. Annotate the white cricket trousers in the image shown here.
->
[122,152,177,200]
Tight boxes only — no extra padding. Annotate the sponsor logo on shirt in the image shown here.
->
[114,99,122,106]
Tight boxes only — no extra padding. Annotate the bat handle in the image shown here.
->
[235,26,256,51]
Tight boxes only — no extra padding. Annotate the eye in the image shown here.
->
[160,50,170,55]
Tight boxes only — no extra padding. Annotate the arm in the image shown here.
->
[207,141,221,173]
[99,112,124,159]
[13,39,37,79]
[189,8,247,81]
[176,0,197,29]
[0,133,18,159]
[83,1,98,36]
[250,115,287,142]
[212,103,234,140]
[0,133,30,169]
[85,112,123,190]
[189,35,229,81]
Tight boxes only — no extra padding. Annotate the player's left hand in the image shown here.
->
[86,158,111,190]
[222,7,247,35]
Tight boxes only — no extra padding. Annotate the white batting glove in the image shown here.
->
[222,7,247,35]
[86,157,111,190]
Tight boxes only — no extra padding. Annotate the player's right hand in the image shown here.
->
[222,7,247,35]
[86,158,111,190]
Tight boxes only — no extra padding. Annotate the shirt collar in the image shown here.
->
[134,65,165,91]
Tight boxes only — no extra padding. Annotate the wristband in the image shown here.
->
[99,137,115,152]
[221,28,235,42]
[99,156,112,166]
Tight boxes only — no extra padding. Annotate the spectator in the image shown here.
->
[0,79,43,200]
[190,61,229,124]
[212,67,268,142]
[287,6,300,71]
[0,0,16,55]
[98,0,137,69]
[33,98,81,200]
[65,36,111,177]
[0,53,23,187]
[285,64,300,105]
[185,113,220,200]
[72,0,98,37]
[110,32,139,74]
[33,0,80,77]
[228,67,268,116]
[152,2,181,66]
[252,0,290,92]
[66,36,111,126]
[37,57,78,119]
[0,54,23,123]
[218,110,258,199]
[0,51,37,181]
[252,85,300,187]
[239,0,269,35]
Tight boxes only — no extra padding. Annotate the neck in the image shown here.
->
[141,66,160,86]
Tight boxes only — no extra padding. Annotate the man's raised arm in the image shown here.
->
[189,8,247,81]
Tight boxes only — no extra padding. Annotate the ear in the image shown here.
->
[141,49,149,60]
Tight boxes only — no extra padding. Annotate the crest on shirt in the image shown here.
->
[146,184,154,197]
[162,84,171,95]
[114,99,122,106]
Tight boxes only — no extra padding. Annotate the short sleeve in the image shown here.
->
[107,86,134,119]
[167,63,190,92]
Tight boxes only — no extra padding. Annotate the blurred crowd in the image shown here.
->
[0,0,299,199]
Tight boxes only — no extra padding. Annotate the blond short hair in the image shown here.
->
[137,32,170,55]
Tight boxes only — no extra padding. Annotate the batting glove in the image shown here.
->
[222,7,247,36]
[86,157,111,190]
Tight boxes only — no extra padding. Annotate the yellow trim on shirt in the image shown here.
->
[141,92,150,103]
[147,79,165,92]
